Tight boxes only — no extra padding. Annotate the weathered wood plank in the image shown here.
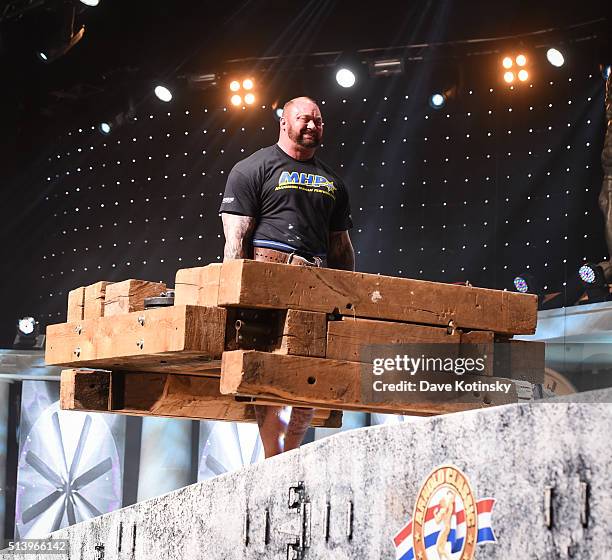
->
[278,309,327,357]
[175,264,222,306]
[60,368,110,410]
[327,317,461,362]
[67,287,85,322]
[220,350,518,415]
[326,321,543,382]
[46,305,226,372]
[104,279,167,316]
[217,260,537,335]
[223,308,327,357]
[59,368,341,427]
[84,281,113,319]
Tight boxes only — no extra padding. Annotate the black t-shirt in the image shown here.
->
[219,144,352,256]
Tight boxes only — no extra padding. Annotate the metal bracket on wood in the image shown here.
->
[284,482,311,560]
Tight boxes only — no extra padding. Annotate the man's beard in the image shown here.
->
[288,125,320,148]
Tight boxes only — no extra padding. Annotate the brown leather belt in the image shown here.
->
[253,247,325,267]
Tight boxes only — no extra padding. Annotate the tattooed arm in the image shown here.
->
[221,213,257,260]
[327,230,355,271]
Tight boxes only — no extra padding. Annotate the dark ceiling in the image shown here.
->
[0,1,608,211]
[1,1,609,92]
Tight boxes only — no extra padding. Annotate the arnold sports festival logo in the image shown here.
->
[393,465,496,560]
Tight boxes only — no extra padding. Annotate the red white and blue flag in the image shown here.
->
[393,498,496,560]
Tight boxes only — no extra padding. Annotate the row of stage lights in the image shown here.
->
[513,262,612,307]
[500,49,567,84]
[150,79,258,106]
[96,49,609,135]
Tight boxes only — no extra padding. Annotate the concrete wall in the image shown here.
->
[8,389,612,560]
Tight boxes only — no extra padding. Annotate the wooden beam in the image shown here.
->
[224,308,327,357]
[217,260,537,335]
[277,309,327,357]
[60,368,110,410]
[67,287,85,322]
[59,368,341,427]
[46,305,226,372]
[175,264,222,306]
[327,317,461,362]
[104,279,167,316]
[327,320,544,382]
[84,281,113,319]
[220,350,518,415]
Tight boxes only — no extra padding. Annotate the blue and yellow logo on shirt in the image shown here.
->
[277,171,337,199]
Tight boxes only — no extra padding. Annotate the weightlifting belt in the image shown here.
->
[253,247,325,267]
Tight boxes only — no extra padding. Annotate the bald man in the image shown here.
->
[219,96,355,457]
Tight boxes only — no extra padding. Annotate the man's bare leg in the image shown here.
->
[283,407,315,452]
[254,404,287,457]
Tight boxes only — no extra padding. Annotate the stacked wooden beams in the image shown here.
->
[47,261,542,426]
[60,369,342,427]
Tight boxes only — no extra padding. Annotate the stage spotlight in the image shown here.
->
[231,94,242,106]
[518,69,529,81]
[504,71,515,83]
[603,65,611,80]
[336,68,356,88]
[579,264,600,285]
[18,317,36,336]
[515,54,527,66]
[513,273,540,295]
[229,80,240,92]
[154,85,172,102]
[546,48,565,67]
[13,316,45,350]
[244,93,255,105]
[578,262,612,303]
[79,0,100,5]
[99,122,111,135]
[275,107,284,119]
[513,276,529,293]
[242,79,254,90]
[502,57,513,69]
[429,93,446,109]
[579,262,612,285]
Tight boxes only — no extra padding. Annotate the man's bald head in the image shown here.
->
[278,96,324,155]
[282,96,319,116]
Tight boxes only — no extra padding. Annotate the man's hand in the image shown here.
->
[327,230,355,271]
[221,213,256,260]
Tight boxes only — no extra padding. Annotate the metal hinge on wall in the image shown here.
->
[279,481,311,560]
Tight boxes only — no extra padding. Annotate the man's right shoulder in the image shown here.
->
[232,144,277,175]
